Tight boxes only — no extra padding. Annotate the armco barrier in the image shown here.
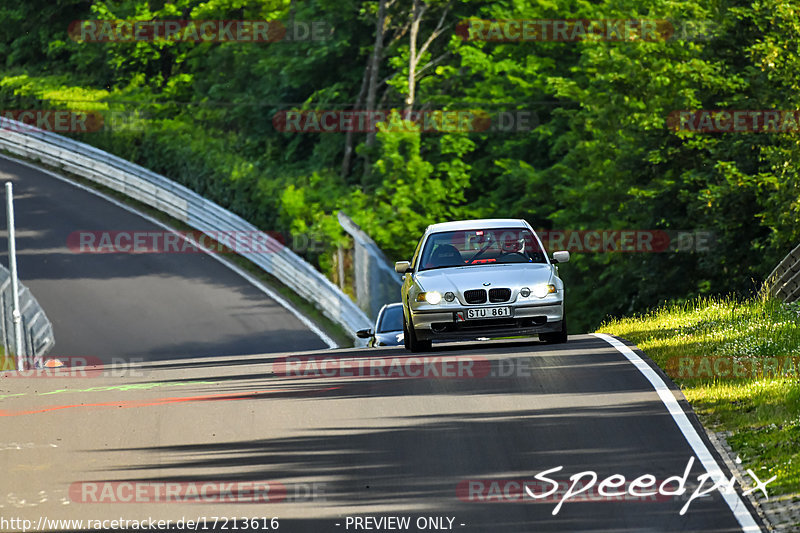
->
[765,243,800,303]
[0,263,54,368]
[338,211,402,321]
[0,118,371,343]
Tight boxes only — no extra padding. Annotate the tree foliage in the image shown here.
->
[2,0,799,330]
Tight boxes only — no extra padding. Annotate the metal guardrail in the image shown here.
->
[0,118,372,343]
[338,212,402,321]
[0,263,54,369]
[765,243,800,303]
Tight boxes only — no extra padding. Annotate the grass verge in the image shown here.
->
[597,295,800,496]
[0,149,354,349]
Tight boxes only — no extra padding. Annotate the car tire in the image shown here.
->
[404,312,432,352]
[540,313,568,344]
[403,315,411,351]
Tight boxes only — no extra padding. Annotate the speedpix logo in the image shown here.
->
[458,456,775,516]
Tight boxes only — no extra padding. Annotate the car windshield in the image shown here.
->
[418,228,547,271]
[377,305,404,333]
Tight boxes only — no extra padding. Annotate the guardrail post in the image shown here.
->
[5,182,25,370]
[337,246,345,290]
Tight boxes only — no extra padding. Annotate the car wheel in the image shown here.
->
[540,313,568,344]
[404,312,432,352]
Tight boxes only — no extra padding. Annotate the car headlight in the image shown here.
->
[444,291,456,302]
[520,287,531,297]
[416,291,442,304]
[532,284,556,298]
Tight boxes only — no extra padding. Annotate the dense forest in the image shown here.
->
[2,0,799,331]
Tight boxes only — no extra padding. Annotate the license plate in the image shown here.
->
[463,307,512,320]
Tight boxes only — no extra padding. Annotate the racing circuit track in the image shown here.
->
[0,335,764,532]
[0,156,765,532]
[0,155,330,361]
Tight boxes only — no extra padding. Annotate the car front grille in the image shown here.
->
[464,289,487,304]
[489,288,511,303]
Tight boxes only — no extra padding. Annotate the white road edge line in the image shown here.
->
[0,153,338,349]
[591,333,761,532]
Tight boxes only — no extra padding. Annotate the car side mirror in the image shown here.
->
[552,251,570,264]
[356,329,374,339]
[395,261,411,274]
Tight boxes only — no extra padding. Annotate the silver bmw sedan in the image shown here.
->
[395,219,569,351]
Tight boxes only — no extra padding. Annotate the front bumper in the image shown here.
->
[410,301,563,341]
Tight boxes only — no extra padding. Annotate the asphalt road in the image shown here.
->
[0,335,763,532]
[0,156,329,361]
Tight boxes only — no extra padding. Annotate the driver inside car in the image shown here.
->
[498,234,530,262]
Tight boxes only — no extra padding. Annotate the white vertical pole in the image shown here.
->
[6,182,24,371]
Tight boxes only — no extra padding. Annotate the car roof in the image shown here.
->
[425,218,528,234]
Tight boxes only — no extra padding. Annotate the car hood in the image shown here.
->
[415,263,552,291]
